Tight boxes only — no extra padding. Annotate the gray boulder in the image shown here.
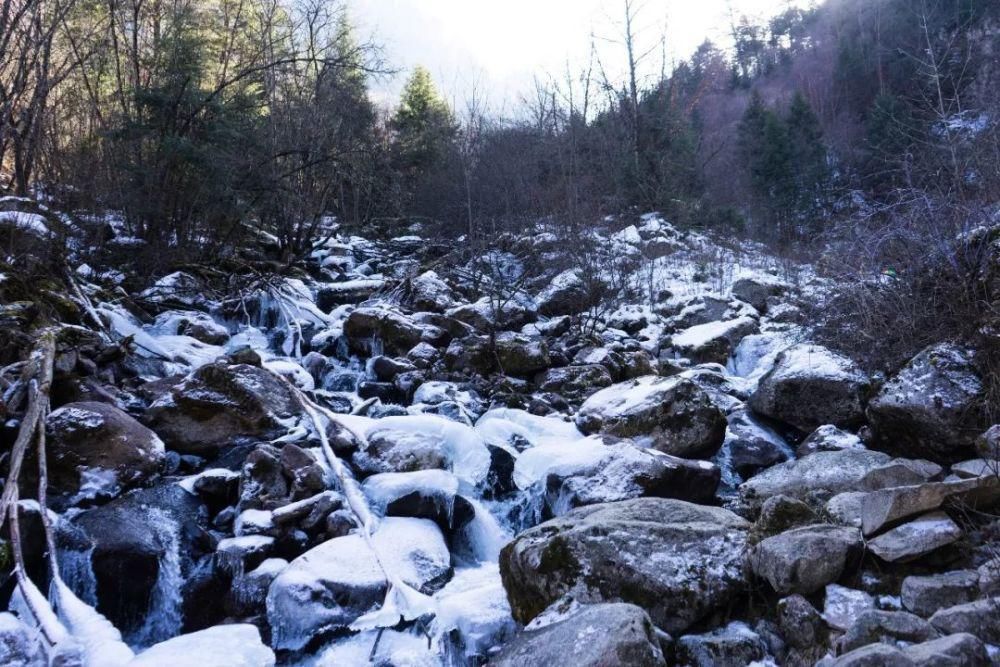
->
[670,317,759,365]
[750,524,862,595]
[675,622,770,667]
[867,344,987,463]
[575,375,727,459]
[490,603,665,667]
[867,512,963,562]
[839,610,939,654]
[902,633,990,666]
[902,571,981,618]
[732,276,789,313]
[343,306,427,356]
[749,344,869,432]
[499,498,749,635]
[928,598,1000,644]
[534,365,613,403]
[535,270,590,317]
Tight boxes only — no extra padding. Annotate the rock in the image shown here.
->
[0,612,43,666]
[407,341,440,369]
[979,558,1000,596]
[739,449,935,510]
[362,470,474,531]
[405,271,456,312]
[266,517,451,650]
[867,344,987,463]
[675,622,769,667]
[499,498,750,635]
[46,401,165,498]
[495,332,551,376]
[902,633,990,666]
[753,495,817,539]
[352,430,449,475]
[447,297,536,332]
[65,484,209,637]
[490,603,665,667]
[928,598,1000,644]
[860,477,1000,536]
[572,346,656,382]
[147,363,299,454]
[545,442,721,513]
[825,492,867,528]
[671,295,747,329]
[950,458,999,478]
[575,375,726,459]
[974,425,1000,460]
[821,643,914,667]
[748,344,869,433]
[343,306,426,356]
[732,276,789,313]
[839,610,939,653]
[778,595,827,650]
[725,409,792,480]
[369,355,416,382]
[750,524,862,595]
[797,425,865,458]
[151,310,230,345]
[535,270,590,317]
[901,571,980,617]
[670,317,760,365]
[823,585,875,632]
[534,365,613,403]
[129,624,275,666]
[867,512,962,563]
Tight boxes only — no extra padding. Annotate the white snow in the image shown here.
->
[0,210,49,235]
[129,624,275,666]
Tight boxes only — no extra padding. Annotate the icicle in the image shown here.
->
[50,578,134,667]
[126,509,183,648]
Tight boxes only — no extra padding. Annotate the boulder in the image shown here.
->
[405,271,456,312]
[490,603,665,667]
[535,270,590,317]
[352,428,450,475]
[675,622,770,667]
[575,375,726,459]
[534,365,613,403]
[778,595,826,650]
[902,633,990,667]
[901,571,980,618]
[446,297,536,332]
[867,344,987,463]
[750,524,862,595]
[752,495,817,539]
[797,425,865,458]
[867,512,962,563]
[732,276,789,313]
[821,643,914,667]
[839,610,939,654]
[724,409,792,480]
[823,585,876,633]
[343,306,426,356]
[46,401,165,498]
[748,344,869,432]
[860,477,1000,536]
[362,470,474,531]
[499,498,750,635]
[64,484,209,637]
[147,363,299,454]
[928,598,1000,644]
[495,333,551,376]
[739,449,935,511]
[544,442,721,513]
[266,517,451,650]
[670,317,759,365]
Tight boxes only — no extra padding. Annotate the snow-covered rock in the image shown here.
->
[575,375,727,459]
[266,517,451,650]
[500,498,750,634]
[748,344,869,432]
[130,624,275,666]
[535,269,589,317]
[670,317,759,365]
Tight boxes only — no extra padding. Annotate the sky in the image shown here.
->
[350,0,811,109]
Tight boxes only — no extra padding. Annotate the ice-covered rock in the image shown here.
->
[722,408,793,481]
[150,311,229,345]
[0,612,44,666]
[575,375,727,459]
[343,306,427,356]
[362,470,474,531]
[46,401,165,500]
[534,364,613,403]
[405,271,456,312]
[749,344,869,432]
[867,343,987,462]
[500,498,750,634]
[535,269,589,317]
[130,624,275,666]
[266,517,451,650]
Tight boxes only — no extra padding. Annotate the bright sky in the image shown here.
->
[351,0,811,108]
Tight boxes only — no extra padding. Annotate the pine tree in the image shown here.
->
[391,67,457,187]
[785,92,829,221]
[737,91,796,241]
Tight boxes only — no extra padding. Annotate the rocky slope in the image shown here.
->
[0,206,998,666]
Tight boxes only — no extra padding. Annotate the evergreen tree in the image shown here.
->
[391,66,457,202]
[737,92,795,241]
[786,92,829,222]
